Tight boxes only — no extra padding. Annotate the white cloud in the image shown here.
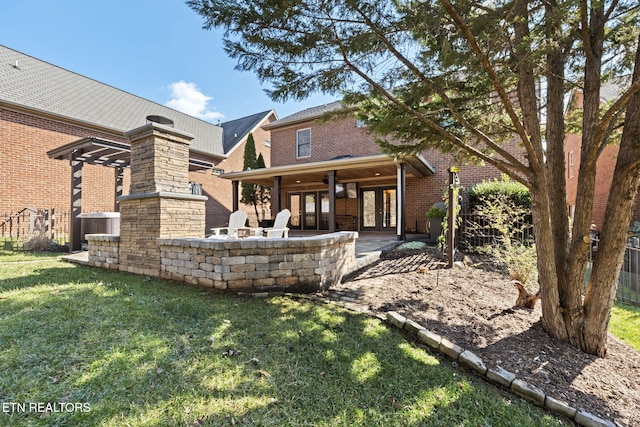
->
[165,81,224,122]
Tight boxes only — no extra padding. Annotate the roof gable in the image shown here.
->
[0,45,224,158]
[220,110,275,154]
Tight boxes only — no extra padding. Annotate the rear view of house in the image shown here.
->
[222,102,511,239]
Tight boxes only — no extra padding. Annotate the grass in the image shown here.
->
[0,255,569,426]
[610,303,640,351]
[0,250,65,263]
[616,272,640,305]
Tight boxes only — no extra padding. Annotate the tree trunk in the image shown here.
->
[529,183,568,341]
[544,0,570,292]
[253,203,260,226]
[582,35,640,356]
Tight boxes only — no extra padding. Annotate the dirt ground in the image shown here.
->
[321,245,640,426]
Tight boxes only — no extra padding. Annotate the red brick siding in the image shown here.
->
[563,89,640,229]
[271,115,380,166]
[565,134,635,230]
[270,115,512,233]
[1,108,128,215]
[1,107,266,232]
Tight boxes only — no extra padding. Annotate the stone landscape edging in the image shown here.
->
[284,293,617,427]
[386,310,617,427]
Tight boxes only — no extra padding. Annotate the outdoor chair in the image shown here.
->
[262,209,291,238]
[209,210,247,239]
[243,209,291,239]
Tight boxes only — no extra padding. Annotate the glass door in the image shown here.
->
[289,193,301,229]
[361,189,377,229]
[304,192,317,229]
[382,188,397,230]
[320,191,330,230]
[360,187,396,231]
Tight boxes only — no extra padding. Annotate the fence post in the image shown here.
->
[447,167,460,268]
[50,208,55,241]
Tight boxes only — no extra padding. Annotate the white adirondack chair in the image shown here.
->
[209,210,247,239]
[263,209,291,238]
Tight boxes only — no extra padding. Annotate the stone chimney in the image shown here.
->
[117,122,207,276]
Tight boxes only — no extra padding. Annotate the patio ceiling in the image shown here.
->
[47,137,218,171]
[220,154,435,187]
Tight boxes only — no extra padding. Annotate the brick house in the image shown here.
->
[219,111,275,226]
[0,45,272,249]
[564,86,640,230]
[223,101,512,239]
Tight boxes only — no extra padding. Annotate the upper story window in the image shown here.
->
[297,128,311,158]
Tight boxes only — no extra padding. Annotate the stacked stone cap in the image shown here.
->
[125,122,195,195]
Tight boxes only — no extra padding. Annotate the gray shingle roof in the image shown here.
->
[0,45,224,157]
[220,110,275,154]
[264,101,343,129]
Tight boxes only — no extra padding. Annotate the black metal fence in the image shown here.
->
[457,213,534,249]
[588,237,640,307]
[459,213,639,307]
[0,208,70,251]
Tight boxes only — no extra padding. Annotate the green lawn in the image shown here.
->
[610,303,640,351]
[0,255,568,426]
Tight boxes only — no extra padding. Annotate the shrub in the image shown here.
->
[396,241,428,250]
[468,174,530,212]
[468,194,538,284]
[22,234,53,252]
[426,206,446,218]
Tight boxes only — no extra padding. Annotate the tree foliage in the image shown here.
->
[240,133,259,219]
[255,153,271,221]
[188,0,640,356]
[240,133,271,221]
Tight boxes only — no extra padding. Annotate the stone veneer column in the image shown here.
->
[118,123,207,276]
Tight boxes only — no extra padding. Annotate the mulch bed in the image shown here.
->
[322,245,640,426]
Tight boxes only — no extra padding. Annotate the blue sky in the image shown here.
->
[1,0,337,122]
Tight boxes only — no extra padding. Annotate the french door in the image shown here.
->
[289,193,301,229]
[288,191,330,230]
[360,187,396,232]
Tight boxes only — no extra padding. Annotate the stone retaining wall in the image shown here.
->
[85,232,358,293]
[158,232,357,293]
[86,234,120,269]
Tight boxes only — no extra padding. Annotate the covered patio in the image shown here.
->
[221,154,434,241]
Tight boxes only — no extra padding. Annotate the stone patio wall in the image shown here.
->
[158,232,357,293]
[86,234,120,269]
[86,232,357,293]
[83,121,357,293]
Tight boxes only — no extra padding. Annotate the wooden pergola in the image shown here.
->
[47,137,218,251]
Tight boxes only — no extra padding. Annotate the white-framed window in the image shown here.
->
[568,151,574,178]
[297,128,311,158]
